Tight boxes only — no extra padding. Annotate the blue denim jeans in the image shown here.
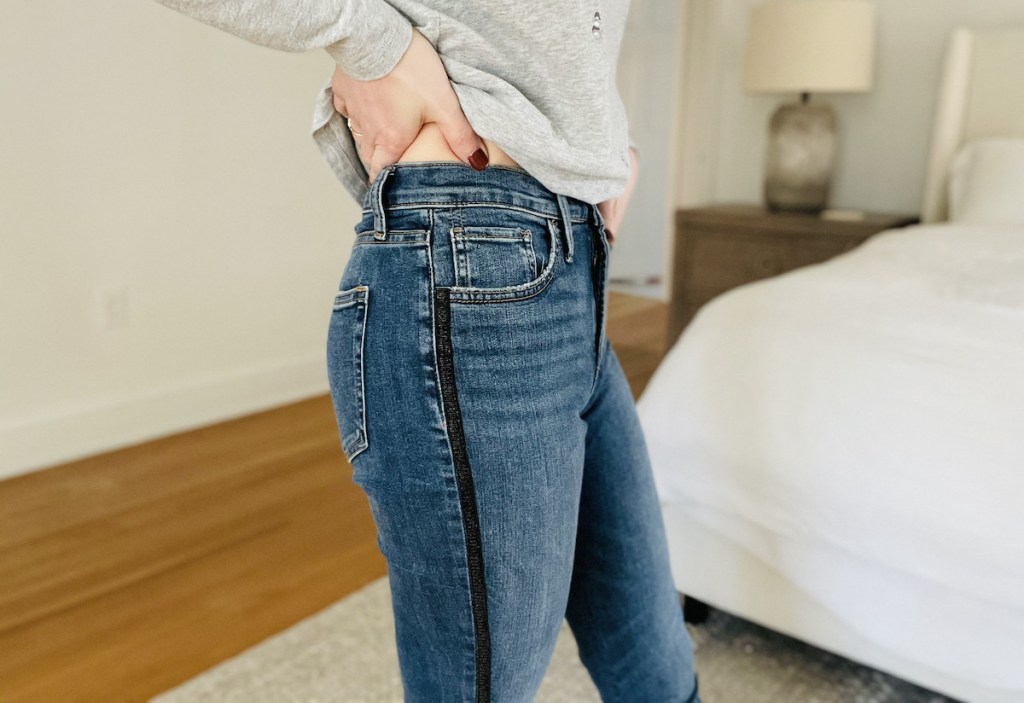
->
[326,162,699,702]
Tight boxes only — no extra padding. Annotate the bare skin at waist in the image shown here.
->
[363,121,524,173]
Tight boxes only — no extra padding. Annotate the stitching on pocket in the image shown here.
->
[447,218,561,304]
[328,285,370,461]
[449,225,537,290]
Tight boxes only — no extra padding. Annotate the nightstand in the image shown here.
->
[667,203,920,347]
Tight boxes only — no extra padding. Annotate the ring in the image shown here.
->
[347,116,363,138]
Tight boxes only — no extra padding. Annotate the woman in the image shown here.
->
[152,1,700,700]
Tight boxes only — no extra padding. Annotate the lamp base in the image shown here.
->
[764,100,836,214]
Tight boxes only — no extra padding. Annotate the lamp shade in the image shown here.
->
[743,0,876,93]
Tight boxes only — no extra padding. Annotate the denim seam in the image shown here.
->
[684,673,701,703]
[352,286,369,460]
[424,231,476,697]
[332,285,370,461]
[556,193,575,263]
[447,218,562,304]
[362,201,590,224]
[373,160,533,176]
[588,221,610,397]
[357,227,429,237]
[449,226,538,288]
[370,164,396,238]
[432,285,493,702]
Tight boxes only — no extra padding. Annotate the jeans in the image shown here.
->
[326,162,700,702]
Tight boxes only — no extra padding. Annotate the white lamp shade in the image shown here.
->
[743,0,876,93]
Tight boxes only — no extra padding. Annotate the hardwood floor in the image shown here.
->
[0,291,670,703]
[604,289,672,397]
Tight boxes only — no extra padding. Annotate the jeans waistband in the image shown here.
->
[362,161,602,264]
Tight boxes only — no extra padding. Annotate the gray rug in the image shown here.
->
[150,576,959,702]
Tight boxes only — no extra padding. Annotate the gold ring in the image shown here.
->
[347,116,363,138]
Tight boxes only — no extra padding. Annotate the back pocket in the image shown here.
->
[326,285,370,462]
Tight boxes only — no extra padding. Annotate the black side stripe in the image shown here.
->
[433,286,492,702]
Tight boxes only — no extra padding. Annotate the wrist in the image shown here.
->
[324,8,413,81]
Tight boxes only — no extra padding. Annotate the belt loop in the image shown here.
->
[590,200,604,231]
[556,193,574,263]
[370,165,397,240]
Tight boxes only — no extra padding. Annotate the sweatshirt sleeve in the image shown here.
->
[151,0,414,81]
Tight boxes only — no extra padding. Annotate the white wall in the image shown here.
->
[641,0,1024,304]
[611,0,686,294]
[11,1,1021,478]
[700,0,1024,214]
[1,1,360,478]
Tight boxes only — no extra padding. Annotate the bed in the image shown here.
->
[636,26,1024,703]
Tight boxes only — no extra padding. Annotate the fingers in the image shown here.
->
[354,132,374,180]
[433,103,489,171]
[332,87,348,118]
[596,199,616,229]
[596,197,623,247]
[331,65,350,118]
[366,140,406,184]
[353,122,409,183]
[354,107,426,182]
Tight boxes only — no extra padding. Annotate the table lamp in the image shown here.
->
[743,0,876,213]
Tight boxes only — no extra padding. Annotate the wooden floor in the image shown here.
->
[0,291,670,703]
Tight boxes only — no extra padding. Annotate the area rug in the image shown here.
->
[149,575,959,702]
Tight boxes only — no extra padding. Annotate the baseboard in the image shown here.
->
[1,353,330,481]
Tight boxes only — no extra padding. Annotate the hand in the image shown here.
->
[330,28,489,184]
[596,146,640,248]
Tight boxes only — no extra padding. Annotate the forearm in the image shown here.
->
[151,0,412,80]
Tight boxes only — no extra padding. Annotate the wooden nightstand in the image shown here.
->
[667,203,920,347]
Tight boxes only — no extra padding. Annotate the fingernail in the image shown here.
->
[469,148,489,171]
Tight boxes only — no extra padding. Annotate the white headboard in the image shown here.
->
[920,26,1024,224]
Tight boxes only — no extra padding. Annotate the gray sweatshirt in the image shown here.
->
[152,0,638,206]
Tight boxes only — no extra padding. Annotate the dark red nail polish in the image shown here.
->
[469,148,489,171]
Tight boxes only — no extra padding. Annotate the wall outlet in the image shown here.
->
[95,285,131,331]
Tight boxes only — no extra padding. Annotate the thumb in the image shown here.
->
[596,199,615,228]
[436,107,489,171]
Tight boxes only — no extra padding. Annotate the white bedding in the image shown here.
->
[636,221,1024,696]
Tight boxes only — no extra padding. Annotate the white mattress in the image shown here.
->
[636,221,1024,697]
